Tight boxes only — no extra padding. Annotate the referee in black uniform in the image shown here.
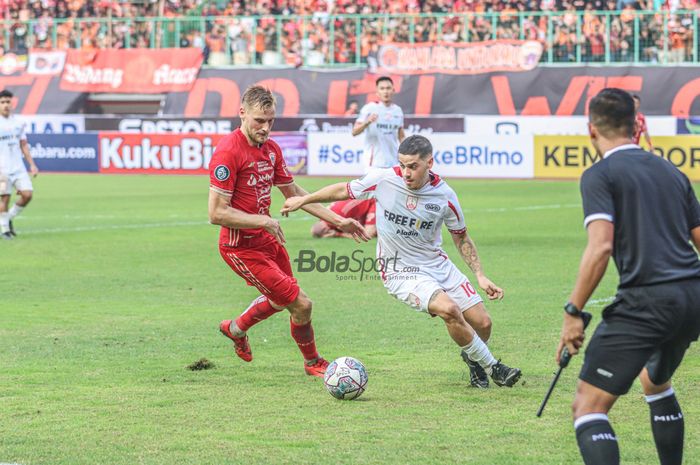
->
[557,88,700,465]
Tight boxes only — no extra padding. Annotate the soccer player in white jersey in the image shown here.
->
[352,76,405,173]
[282,135,522,388]
[0,90,38,240]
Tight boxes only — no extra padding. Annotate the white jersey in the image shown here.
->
[0,115,28,174]
[347,167,466,276]
[356,102,403,171]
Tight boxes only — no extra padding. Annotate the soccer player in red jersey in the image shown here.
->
[209,85,369,377]
[310,199,377,239]
[633,95,653,151]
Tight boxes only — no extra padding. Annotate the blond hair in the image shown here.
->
[242,85,276,111]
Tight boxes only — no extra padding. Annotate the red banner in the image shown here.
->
[61,49,203,93]
[376,40,543,75]
[98,133,225,174]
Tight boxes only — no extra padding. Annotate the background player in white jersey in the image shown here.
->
[352,76,405,173]
[282,135,522,388]
[0,90,38,240]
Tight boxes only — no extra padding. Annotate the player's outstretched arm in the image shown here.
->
[208,190,285,244]
[279,182,349,215]
[279,183,370,242]
[450,229,503,301]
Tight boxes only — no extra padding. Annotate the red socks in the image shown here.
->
[290,319,320,361]
[235,296,282,332]
[235,297,320,361]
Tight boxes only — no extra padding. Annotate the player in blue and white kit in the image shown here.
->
[352,76,405,173]
[282,135,521,388]
[0,90,38,240]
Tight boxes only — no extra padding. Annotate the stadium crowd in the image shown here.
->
[0,0,697,64]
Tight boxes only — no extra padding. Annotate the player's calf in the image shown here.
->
[462,303,492,341]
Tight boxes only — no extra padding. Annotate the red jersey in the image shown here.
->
[329,199,376,226]
[209,129,294,247]
[634,112,647,145]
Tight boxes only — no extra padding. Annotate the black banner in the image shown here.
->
[161,66,700,117]
[4,66,700,116]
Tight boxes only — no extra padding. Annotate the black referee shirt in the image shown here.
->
[580,144,700,288]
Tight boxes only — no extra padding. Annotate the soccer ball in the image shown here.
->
[323,356,368,400]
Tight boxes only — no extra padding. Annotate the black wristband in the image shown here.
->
[564,302,582,317]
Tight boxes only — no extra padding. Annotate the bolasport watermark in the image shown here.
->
[293,249,419,282]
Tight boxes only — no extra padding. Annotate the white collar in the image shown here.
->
[603,144,640,159]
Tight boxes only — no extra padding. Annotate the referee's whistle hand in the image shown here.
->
[556,314,585,364]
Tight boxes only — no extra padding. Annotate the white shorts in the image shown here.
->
[383,259,483,314]
[0,170,33,195]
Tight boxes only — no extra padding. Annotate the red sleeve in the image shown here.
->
[209,142,238,196]
[271,141,294,186]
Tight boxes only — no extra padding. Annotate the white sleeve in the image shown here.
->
[347,168,392,200]
[355,103,372,124]
[444,188,466,234]
[19,122,27,141]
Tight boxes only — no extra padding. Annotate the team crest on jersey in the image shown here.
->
[269,152,276,165]
[406,195,418,210]
[214,165,230,181]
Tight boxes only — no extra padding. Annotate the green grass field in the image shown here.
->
[1,174,698,465]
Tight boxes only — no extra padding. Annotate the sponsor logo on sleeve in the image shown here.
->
[215,165,230,181]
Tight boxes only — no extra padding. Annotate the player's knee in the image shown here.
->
[481,315,492,335]
[290,293,313,318]
[19,191,32,204]
[310,222,325,238]
[439,303,463,323]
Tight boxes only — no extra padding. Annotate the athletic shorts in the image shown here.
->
[580,279,700,396]
[0,169,32,195]
[383,259,482,314]
[219,241,300,307]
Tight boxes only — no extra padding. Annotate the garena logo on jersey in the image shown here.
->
[99,134,221,173]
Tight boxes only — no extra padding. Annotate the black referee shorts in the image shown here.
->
[579,279,700,396]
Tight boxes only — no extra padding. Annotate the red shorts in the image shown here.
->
[219,242,300,307]
[315,200,377,236]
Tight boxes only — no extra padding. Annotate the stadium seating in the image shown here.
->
[0,0,697,65]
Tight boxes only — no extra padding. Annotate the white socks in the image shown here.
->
[8,204,23,219]
[0,212,8,233]
[461,332,497,374]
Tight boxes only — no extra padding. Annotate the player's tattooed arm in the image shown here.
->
[451,230,504,300]
[452,231,483,275]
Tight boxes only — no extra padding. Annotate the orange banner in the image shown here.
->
[376,40,543,75]
[60,49,203,93]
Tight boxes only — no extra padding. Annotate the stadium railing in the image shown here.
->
[1,10,698,67]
